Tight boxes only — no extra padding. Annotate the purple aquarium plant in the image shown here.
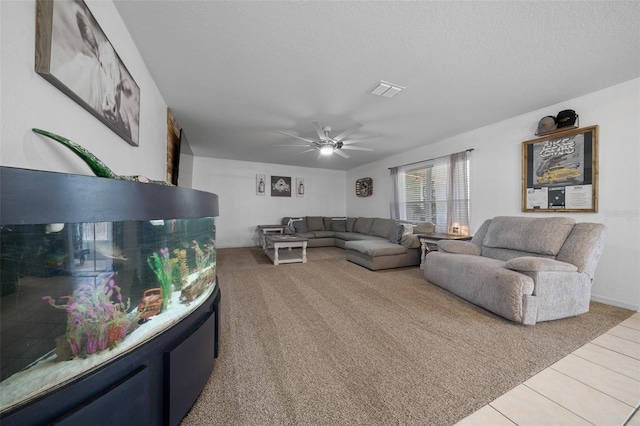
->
[43,273,132,358]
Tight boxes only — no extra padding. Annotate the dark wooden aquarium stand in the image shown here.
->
[0,167,221,426]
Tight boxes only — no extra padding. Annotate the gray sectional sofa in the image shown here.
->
[280,216,435,270]
[424,216,608,325]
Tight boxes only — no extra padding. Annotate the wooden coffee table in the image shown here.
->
[263,235,308,265]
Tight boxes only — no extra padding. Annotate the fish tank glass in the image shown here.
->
[0,167,219,416]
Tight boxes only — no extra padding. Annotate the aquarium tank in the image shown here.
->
[0,167,219,419]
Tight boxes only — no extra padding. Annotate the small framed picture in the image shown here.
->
[271,176,291,197]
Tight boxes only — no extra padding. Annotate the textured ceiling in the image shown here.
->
[114,1,640,171]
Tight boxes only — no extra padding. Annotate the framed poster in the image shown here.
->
[271,176,291,197]
[35,0,141,146]
[522,125,598,212]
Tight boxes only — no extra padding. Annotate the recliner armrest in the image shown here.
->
[505,256,578,273]
[437,240,481,255]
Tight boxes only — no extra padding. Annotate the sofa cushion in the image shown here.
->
[292,232,315,239]
[483,216,575,256]
[346,217,357,232]
[323,217,332,230]
[293,220,308,233]
[313,231,334,238]
[370,218,394,238]
[437,240,481,255]
[353,217,374,234]
[335,232,385,242]
[389,222,405,244]
[401,234,421,249]
[331,219,347,232]
[345,240,408,257]
[505,257,578,273]
[306,216,325,232]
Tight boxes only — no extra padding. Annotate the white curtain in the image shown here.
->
[446,150,471,235]
[389,167,401,220]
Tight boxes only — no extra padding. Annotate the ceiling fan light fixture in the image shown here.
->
[320,146,334,155]
[369,80,404,98]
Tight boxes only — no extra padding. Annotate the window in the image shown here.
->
[390,150,471,234]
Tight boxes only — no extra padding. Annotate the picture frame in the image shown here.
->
[522,125,598,212]
[296,177,304,198]
[35,0,141,146]
[271,176,291,197]
[256,174,266,196]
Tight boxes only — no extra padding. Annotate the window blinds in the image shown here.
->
[389,150,471,234]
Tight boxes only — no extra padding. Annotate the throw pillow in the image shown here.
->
[293,220,308,233]
[306,216,325,231]
[286,218,303,234]
[389,222,405,244]
[332,219,347,232]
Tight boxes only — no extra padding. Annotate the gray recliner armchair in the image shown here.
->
[424,216,608,325]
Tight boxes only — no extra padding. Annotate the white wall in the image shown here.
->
[0,1,168,181]
[347,78,640,311]
[192,157,346,248]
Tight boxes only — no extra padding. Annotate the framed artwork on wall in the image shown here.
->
[296,177,304,198]
[271,176,291,197]
[256,174,266,196]
[35,0,141,146]
[522,125,599,212]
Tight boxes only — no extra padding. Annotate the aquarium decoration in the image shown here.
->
[42,273,136,359]
[180,268,215,307]
[32,128,173,186]
[137,288,163,321]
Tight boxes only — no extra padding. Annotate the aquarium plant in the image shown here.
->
[172,248,188,290]
[147,248,177,310]
[192,239,215,272]
[42,273,132,358]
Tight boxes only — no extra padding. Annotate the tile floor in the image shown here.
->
[457,313,640,426]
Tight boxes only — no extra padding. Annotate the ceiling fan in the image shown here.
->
[276,121,373,159]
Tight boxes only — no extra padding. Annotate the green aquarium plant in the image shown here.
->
[42,273,132,358]
[147,248,176,310]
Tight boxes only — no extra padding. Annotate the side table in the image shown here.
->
[257,224,285,246]
[416,233,472,269]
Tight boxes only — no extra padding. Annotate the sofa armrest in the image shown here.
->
[437,240,481,256]
[401,234,421,249]
[505,256,578,273]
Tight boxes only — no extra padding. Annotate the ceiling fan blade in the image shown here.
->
[333,122,363,142]
[312,121,329,142]
[341,135,380,145]
[296,148,317,155]
[334,149,350,159]
[341,146,373,151]
[277,131,316,144]
[273,144,313,147]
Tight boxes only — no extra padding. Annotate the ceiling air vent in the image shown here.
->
[369,80,404,98]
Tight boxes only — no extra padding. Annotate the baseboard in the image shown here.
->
[591,294,639,312]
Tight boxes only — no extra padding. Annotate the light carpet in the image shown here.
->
[182,246,634,425]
